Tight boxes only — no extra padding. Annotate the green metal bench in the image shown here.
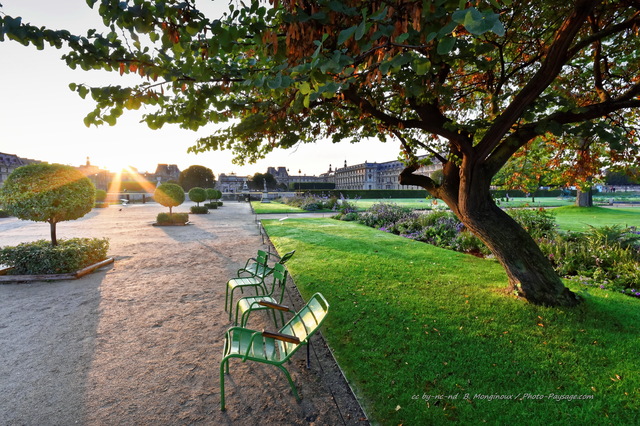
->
[220,292,329,411]
[234,262,289,327]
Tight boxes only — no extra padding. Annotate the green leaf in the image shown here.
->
[437,36,455,55]
[355,21,366,41]
[337,26,357,45]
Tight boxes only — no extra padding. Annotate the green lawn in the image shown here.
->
[554,206,640,232]
[263,218,639,425]
[252,197,576,214]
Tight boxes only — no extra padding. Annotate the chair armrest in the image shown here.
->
[262,330,300,344]
[258,301,290,311]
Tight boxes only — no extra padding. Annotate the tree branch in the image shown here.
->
[476,0,599,162]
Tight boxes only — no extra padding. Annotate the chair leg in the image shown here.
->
[220,358,228,411]
[306,342,311,369]
[276,364,300,401]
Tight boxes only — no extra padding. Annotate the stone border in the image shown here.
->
[0,258,114,282]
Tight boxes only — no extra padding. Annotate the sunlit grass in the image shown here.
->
[554,206,640,232]
[264,218,639,425]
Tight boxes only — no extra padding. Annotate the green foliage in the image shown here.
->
[206,188,222,201]
[0,238,109,275]
[190,205,208,214]
[248,173,277,191]
[154,183,185,213]
[156,212,188,224]
[112,181,151,193]
[178,165,215,191]
[303,190,429,199]
[289,182,336,190]
[204,202,218,209]
[539,226,640,294]
[0,163,95,245]
[507,208,558,239]
[0,210,11,218]
[95,189,107,202]
[188,187,207,206]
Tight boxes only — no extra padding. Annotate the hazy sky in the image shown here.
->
[0,0,402,176]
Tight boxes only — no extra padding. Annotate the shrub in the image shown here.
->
[507,207,557,239]
[205,202,218,209]
[188,187,207,206]
[0,210,10,218]
[154,183,185,214]
[358,202,415,228]
[217,201,223,206]
[0,238,109,275]
[539,226,640,295]
[94,189,108,208]
[0,163,96,246]
[190,205,209,214]
[156,212,189,224]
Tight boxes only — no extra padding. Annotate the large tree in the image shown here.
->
[2,0,640,306]
[178,165,215,191]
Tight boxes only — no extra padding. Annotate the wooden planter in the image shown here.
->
[0,257,115,282]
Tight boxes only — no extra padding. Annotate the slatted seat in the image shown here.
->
[234,262,289,327]
[225,250,296,319]
[219,293,329,411]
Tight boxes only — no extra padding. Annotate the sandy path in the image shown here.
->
[0,201,367,425]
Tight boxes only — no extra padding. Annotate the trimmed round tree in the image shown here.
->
[154,183,185,215]
[188,187,207,207]
[0,163,96,246]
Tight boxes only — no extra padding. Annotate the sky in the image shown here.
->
[0,0,402,177]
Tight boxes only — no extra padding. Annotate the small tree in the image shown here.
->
[188,187,207,207]
[0,163,95,246]
[154,183,185,215]
[206,188,222,203]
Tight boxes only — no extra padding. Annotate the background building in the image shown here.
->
[0,152,41,187]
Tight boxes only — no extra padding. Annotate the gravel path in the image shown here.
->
[0,201,367,425]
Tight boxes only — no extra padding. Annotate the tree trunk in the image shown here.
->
[457,201,580,306]
[400,162,580,307]
[575,189,593,207]
[49,220,58,246]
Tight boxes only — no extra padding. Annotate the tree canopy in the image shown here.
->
[154,182,185,214]
[2,0,639,305]
[0,163,96,245]
[178,165,215,191]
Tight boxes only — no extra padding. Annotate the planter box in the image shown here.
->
[0,257,115,282]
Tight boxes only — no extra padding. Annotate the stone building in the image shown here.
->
[217,173,249,193]
[153,164,181,185]
[76,157,111,190]
[266,166,329,188]
[0,152,41,187]
[330,157,442,190]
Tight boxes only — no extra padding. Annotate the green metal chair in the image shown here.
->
[237,249,296,279]
[234,262,289,327]
[225,250,296,319]
[236,249,270,278]
[220,293,330,411]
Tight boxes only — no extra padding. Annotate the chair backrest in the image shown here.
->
[256,250,269,266]
[277,293,329,359]
[265,263,288,300]
[277,250,295,265]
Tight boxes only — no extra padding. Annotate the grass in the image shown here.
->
[553,206,640,232]
[263,218,639,425]
[253,197,576,214]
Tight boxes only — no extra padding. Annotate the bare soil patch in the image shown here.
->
[0,201,367,425]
